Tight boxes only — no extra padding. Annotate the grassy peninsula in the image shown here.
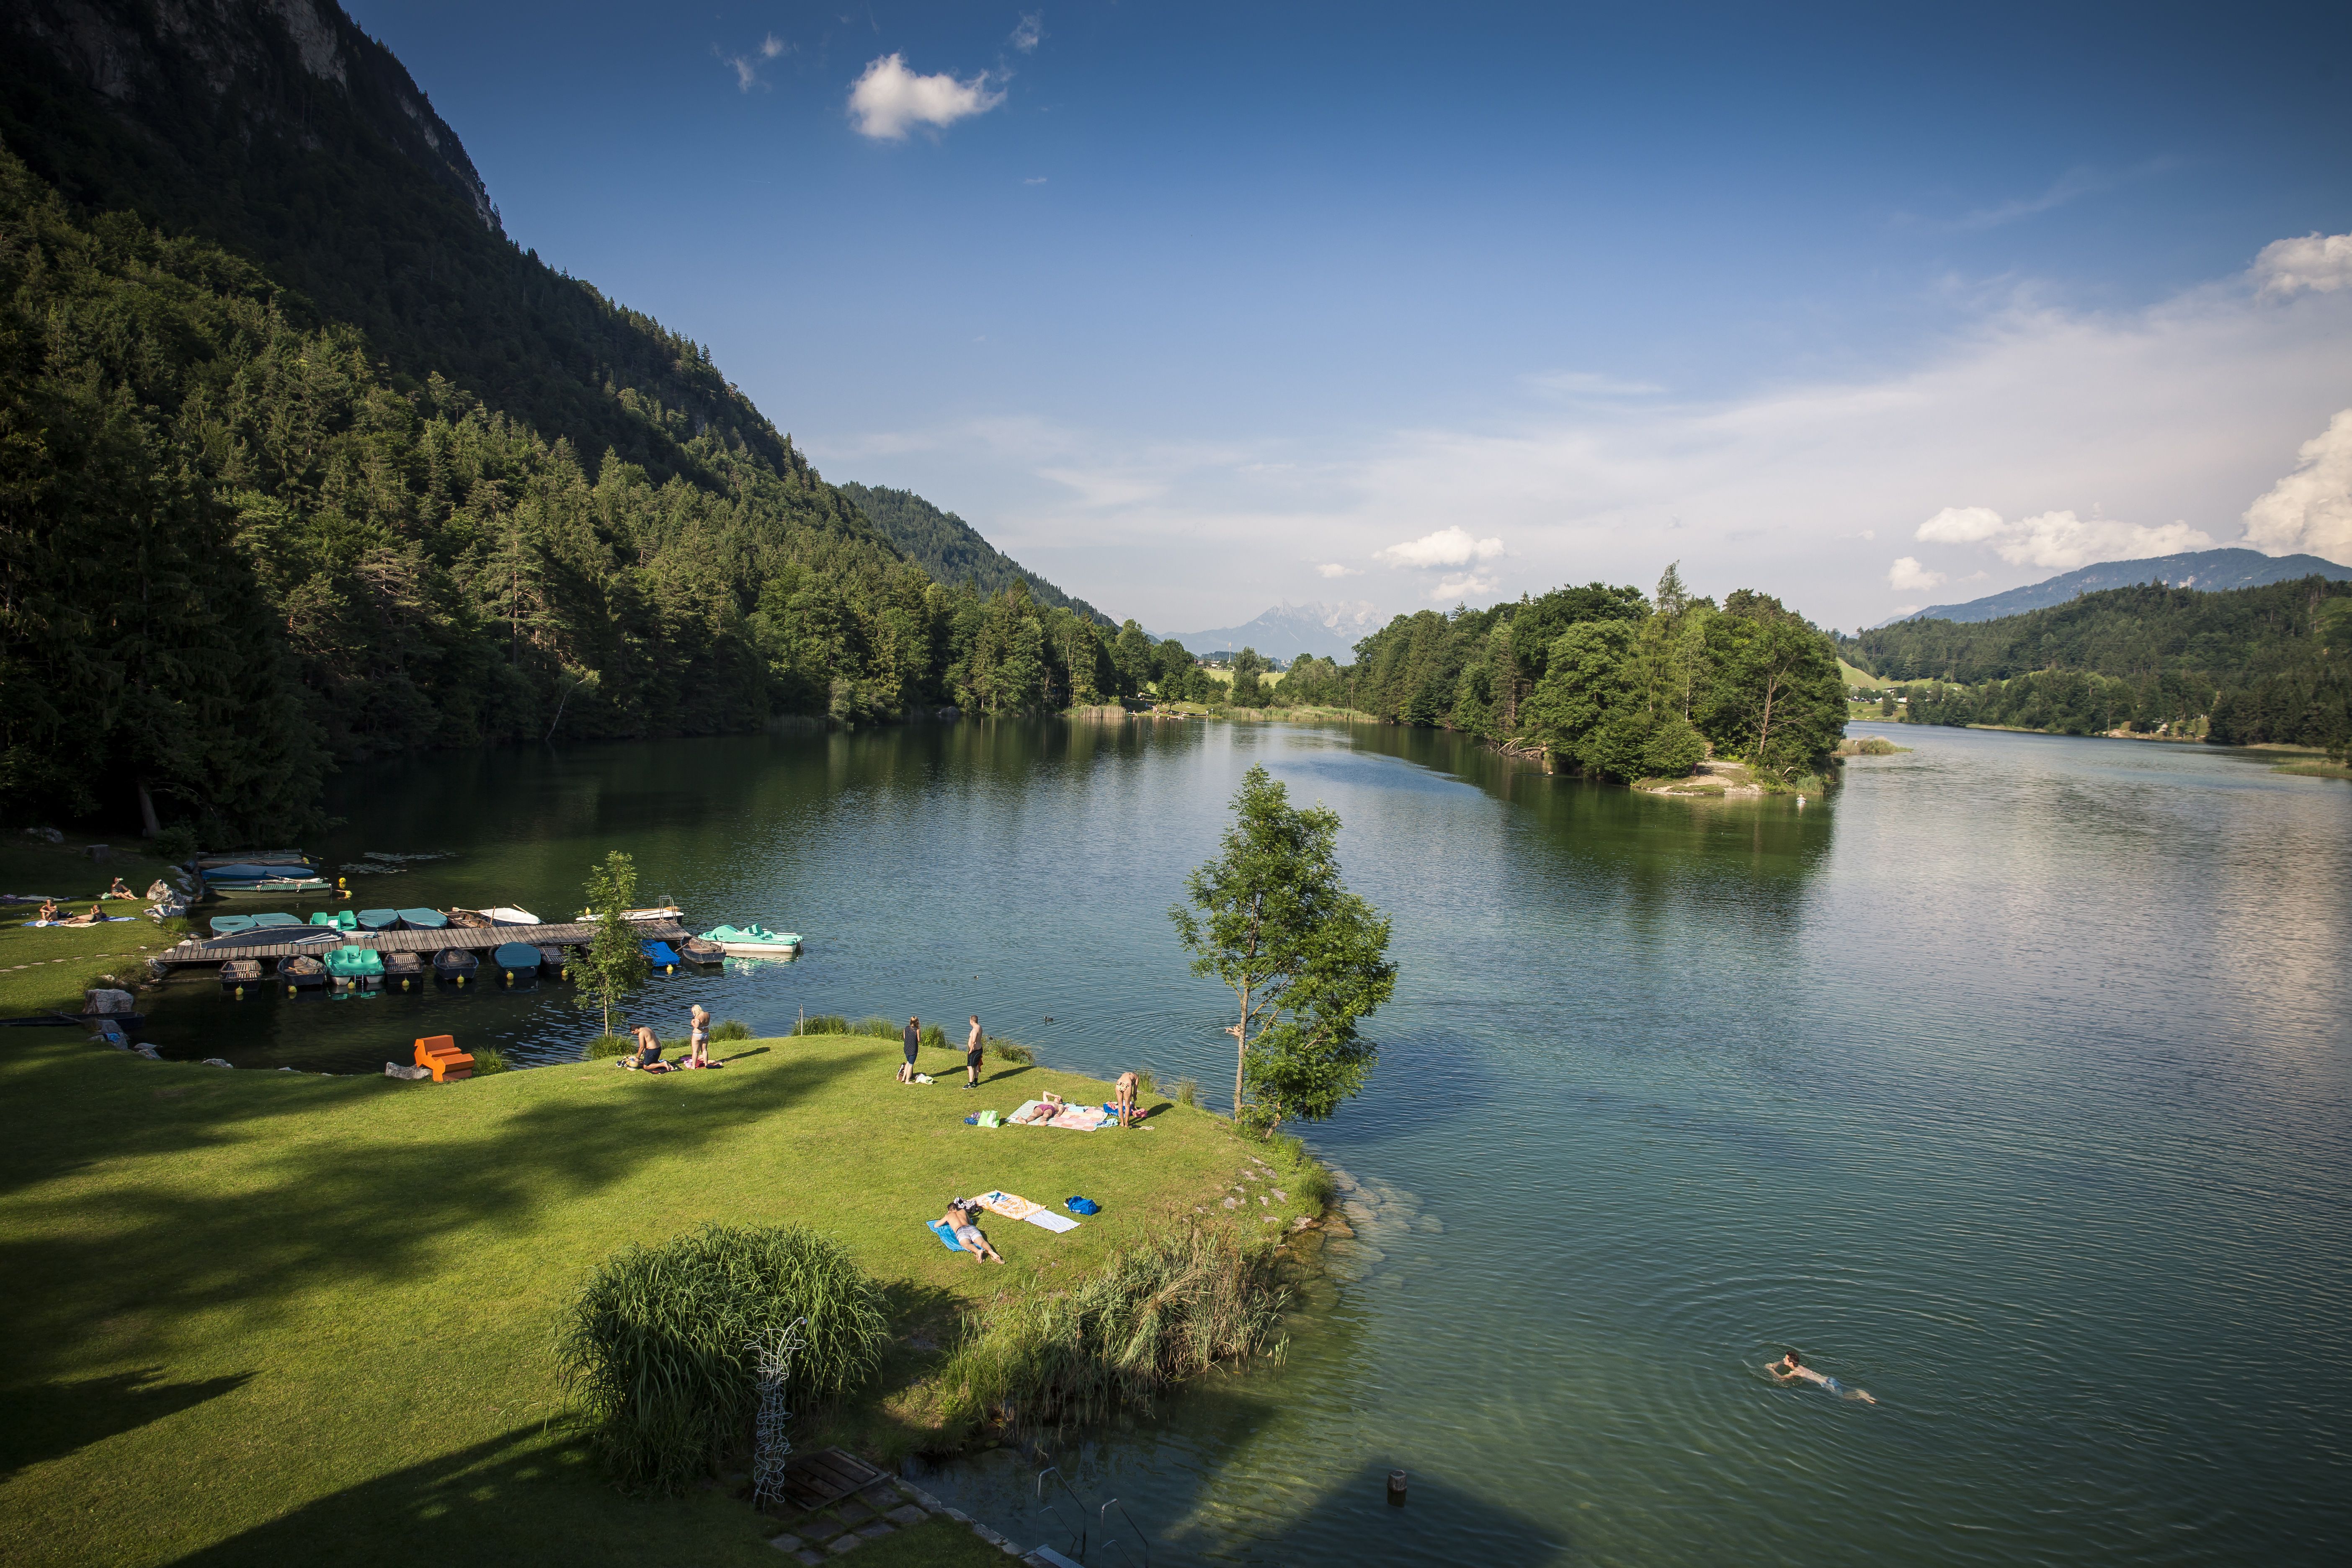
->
[0,1030,1326,1567]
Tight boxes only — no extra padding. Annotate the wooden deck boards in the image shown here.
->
[154,919,690,967]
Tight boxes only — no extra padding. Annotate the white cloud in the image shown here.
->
[1914,505,2214,569]
[722,34,787,91]
[848,54,1005,140]
[761,34,785,59]
[2241,407,2352,561]
[1524,370,1667,398]
[1023,175,1047,185]
[1914,505,2006,545]
[1010,12,1043,53]
[1316,562,1360,578]
[1887,556,1945,592]
[1373,526,1505,568]
[2254,232,2352,300]
[1431,572,1498,600]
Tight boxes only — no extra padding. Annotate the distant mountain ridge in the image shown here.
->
[1885,548,2351,625]
[1157,601,1386,660]
[835,484,1112,627]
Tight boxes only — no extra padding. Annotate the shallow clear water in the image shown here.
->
[147,720,2352,1564]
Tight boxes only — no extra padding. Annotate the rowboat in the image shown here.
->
[433,948,479,983]
[382,951,428,990]
[209,914,255,936]
[356,908,401,931]
[397,908,447,929]
[221,958,263,994]
[492,941,542,984]
[680,936,725,965]
[485,907,540,925]
[700,923,802,956]
[208,873,335,897]
[535,944,569,978]
[578,905,686,923]
[278,954,328,991]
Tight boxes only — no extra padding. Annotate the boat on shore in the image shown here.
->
[701,923,802,956]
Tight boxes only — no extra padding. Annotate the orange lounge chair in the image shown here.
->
[413,1034,475,1082]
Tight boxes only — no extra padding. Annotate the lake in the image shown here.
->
[145,718,2352,1564]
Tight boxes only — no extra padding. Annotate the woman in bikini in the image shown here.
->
[682,1005,712,1068]
[1767,1350,1876,1404]
[1012,1093,1066,1125]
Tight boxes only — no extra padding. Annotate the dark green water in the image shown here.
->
[146,719,2352,1564]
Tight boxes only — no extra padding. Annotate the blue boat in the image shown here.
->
[397,908,448,930]
[250,913,303,929]
[356,908,400,931]
[492,941,542,985]
[209,914,256,936]
[642,939,683,974]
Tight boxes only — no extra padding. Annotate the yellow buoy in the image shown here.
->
[234,985,245,999]
[287,984,297,996]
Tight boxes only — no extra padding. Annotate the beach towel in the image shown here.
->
[1050,1105,1109,1130]
[978,1191,1042,1221]
[926,1220,964,1252]
[1025,1210,1080,1234]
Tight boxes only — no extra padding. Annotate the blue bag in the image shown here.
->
[1065,1196,1100,1215]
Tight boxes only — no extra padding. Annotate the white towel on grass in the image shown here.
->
[1024,1210,1079,1234]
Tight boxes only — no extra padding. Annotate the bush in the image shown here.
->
[853,1016,900,1040]
[152,823,200,864]
[795,1014,849,1037]
[935,1227,1288,1432]
[586,1034,634,1059]
[1174,1076,1198,1107]
[1642,716,1707,777]
[470,1043,511,1075]
[555,1222,888,1493]
[710,1019,752,1042]
[1132,1069,1157,1095]
[988,1037,1036,1065]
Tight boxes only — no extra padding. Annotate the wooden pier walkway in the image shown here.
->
[154,920,691,969]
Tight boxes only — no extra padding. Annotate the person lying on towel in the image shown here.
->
[1011,1093,1066,1125]
[941,1201,1004,1262]
[58,904,105,926]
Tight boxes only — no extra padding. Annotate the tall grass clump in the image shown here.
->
[935,1226,1288,1432]
[1266,1134,1334,1210]
[988,1037,1036,1066]
[555,1222,888,1493]
[795,1014,849,1037]
[469,1043,511,1075]
[1174,1076,1198,1107]
[586,1033,633,1060]
[710,1019,752,1042]
[852,1016,900,1040]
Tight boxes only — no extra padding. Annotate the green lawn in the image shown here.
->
[0,834,191,1019]
[0,1029,1316,1566]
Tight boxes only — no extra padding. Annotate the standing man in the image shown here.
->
[965,1015,985,1088]
[899,1016,920,1083]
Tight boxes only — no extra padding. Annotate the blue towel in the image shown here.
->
[927,1220,964,1252]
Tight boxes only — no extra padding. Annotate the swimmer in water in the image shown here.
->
[1767,1350,1876,1404]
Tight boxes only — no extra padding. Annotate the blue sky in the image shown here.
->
[345,1,2352,632]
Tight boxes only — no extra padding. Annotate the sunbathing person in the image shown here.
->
[1011,1093,1067,1125]
[58,904,104,926]
[1767,1351,1876,1404]
[36,899,59,923]
[940,1201,1004,1263]
[106,877,133,900]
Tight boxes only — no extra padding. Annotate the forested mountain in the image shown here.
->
[0,0,1133,838]
[1851,577,2352,749]
[833,483,1110,627]
[1886,547,2350,625]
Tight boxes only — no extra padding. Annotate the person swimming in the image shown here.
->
[1767,1350,1876,1404]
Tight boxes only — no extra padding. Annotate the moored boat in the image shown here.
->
[221,958,263,995]
[576,904,687,923]
[382,951,428,990]
[278,954,327,991]
[308,910,357,931]
[250,912,304,930]
[433,947,480,983]
[325,945,384,986]
[209,914,256,936]
[397,908,447,930]
[642,939,682,974]
[356,908,400,931]
[700,923,802,956]
[680,936,725,965]
[535,944,568,978]
[445,908,491,929]
[492,941,542,984]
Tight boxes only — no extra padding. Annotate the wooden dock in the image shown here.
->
[153,919,691,969]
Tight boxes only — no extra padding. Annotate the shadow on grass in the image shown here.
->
[0,1367,255,1481]
[165,1424,775,1568]
[3,1042,878,1385]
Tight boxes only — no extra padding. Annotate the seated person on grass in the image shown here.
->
[941,1201,1004,1263]
[106,877,133,900]
[36,899,59,923]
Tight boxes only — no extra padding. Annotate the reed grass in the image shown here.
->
[794,1014,850,1036]
[470,1043,511,1076]
[987,1037,1036,1066]
[934,1225,1288,1433]
[1174,1076,1198,1107]
[554,1222,888,1493]
[585,1033,633,1060]
[710,1019,752,1042]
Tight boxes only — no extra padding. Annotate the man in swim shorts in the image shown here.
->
[940,1200,1003,1262]
[965,1015,984,1088]
[1767,1350,1876,1404]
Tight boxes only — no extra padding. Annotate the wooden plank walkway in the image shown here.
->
[154,920,691,968]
